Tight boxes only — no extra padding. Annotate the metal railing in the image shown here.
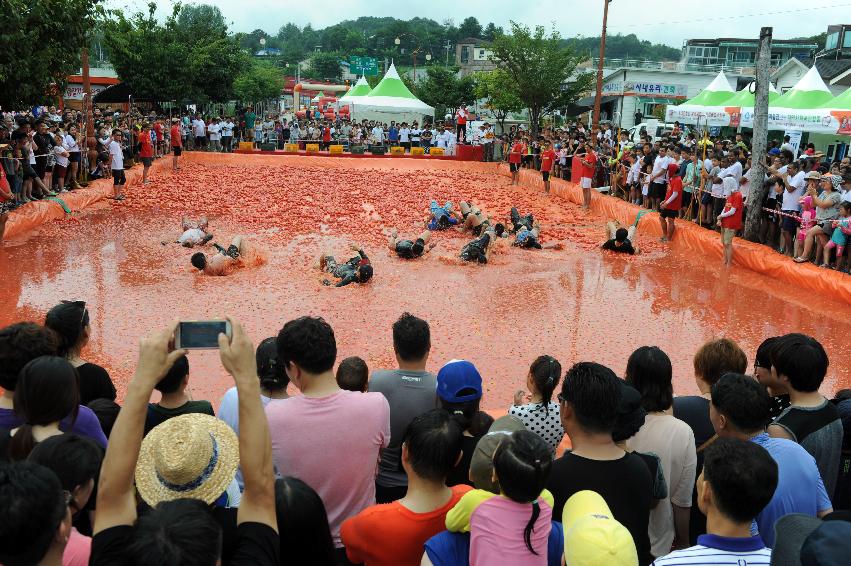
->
[589,58,752,75]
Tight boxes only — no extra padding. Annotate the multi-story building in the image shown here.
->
[680,38,818,72]
[818,24,851,60]
[455,38,496,76]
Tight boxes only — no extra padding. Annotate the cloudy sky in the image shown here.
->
[113,0,848,47]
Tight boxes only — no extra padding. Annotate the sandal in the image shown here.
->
[792,257,808,263]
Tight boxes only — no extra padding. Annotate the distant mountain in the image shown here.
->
[568,33,682,62]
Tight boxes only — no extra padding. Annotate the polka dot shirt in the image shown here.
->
[508,401,565,454]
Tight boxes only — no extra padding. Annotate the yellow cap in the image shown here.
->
[562,491,638,566]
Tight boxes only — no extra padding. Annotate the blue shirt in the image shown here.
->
[388,127,399,141]
[750,432,831,547]
[653,534,770,565]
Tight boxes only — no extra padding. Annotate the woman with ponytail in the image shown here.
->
[436,360,494,487]
[45,300,116,404]
[445,430,553,565]
[509,355,564,455]
[2,356,80,460]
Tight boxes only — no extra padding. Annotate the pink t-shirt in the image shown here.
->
[265,390,390,547]
[470,496,552,566]
[63,527,91,566]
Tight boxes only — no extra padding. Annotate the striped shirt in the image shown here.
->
[653,534,770,565]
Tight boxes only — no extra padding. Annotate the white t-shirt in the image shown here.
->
[63,134,80,153]
[219,385,275,489]
[410,128,421,141]
[53,145,69,168]
[207,123,221,141]
[178,228,206,245]
[371,126,384,143]
[724,160,743,181]
[192,119,206,137]
[781,170,806,211]
[399,128,410,142]
[628,414,697,558]
[651,155,671,183]
[221,121,234,137]
[107,140,124,171]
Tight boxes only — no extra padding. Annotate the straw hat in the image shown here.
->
[136,413,239,506]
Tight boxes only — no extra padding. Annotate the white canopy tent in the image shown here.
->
[349,64,434,124]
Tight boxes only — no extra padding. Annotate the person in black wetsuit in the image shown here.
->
[601,220,638,255]
[388,228,435,259]
[510,207,535,234]
[460,227,496,264]
[513,225,543,249]
[320,245,373,287]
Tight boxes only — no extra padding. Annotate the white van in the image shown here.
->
[626,120,677,145]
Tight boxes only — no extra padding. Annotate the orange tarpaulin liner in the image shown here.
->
[499,163,851,306]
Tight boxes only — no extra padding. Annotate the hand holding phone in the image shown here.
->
[175,320,232,350]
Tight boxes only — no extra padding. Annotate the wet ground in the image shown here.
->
[2,153,850,408]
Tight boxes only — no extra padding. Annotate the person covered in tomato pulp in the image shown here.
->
[190,236,265,276]
[320,245,373,287]
[426,200,460,231]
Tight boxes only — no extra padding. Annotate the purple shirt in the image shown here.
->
[0,405,108,447]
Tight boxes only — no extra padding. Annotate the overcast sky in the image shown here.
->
[114,0,848,47]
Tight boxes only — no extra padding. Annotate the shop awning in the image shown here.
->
[576,95,619,107]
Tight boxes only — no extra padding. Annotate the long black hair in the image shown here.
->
[275,477,336,566]
[529,355,562,415]
[10,356,80,460]
[256,337,288,393]
[44,300,89,357]
[492,430,552,555]
[438,395,493,437]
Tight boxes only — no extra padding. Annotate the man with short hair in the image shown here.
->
[0,461,74,566]
[191,114,206,150]
[768,333,843,501]
[144,354,214,434]
[779,162,807,256]
[341,409,469,566]
[651,438,777,565]
[649,146,671,211]
[267,316,390,555]
[106,129,126,201]
[370,313,436,503]
[578,139,598,209]
[716,173,743,267]
[709,373,832,548]
[170,118,182,171]
[547,362,654,565]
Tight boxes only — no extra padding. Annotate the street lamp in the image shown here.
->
[592,0,613,135]
[395,34,427,81]
[259,37,266,55]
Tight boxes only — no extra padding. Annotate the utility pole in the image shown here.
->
[592,0,612,135]
[743,27,772,242]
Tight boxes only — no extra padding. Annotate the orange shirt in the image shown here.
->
[171,125,182,147]
[509,143,524,164]
[540,149,557,171]
[341,484,471,566]
[582,151,597,179]
[139,134,154,158]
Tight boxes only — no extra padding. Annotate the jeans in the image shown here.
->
[209,139,221,152]
[222,136,232,152]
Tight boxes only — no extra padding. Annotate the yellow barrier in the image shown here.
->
[329,145,344,154]
[390,146,405,155]
[430,148,445,156]
[411,147,425,156]
[239,142,254,151]
[306,143,320,153]
[284,143,299,152]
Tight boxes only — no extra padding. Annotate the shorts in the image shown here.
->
[68,152,81,164]
[781,210,799,233]
[651,182,666,200]
[472,223,485,237]
[581,177,592,190]
[141,157,153,167]
[112,169,126,185]
[681,192,692,209]
[764,199,778,222]
[821,222,836,239]
[22,164,38,179]
[53,164,67,177]
[542,171,550,182]
[395,238,425,259]
[509,163,520,173]
[701,191,714,206]
[721,228,736,245]
[660,208,678,219]
[172,146,182,156]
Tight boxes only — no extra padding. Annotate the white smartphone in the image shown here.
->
[175,320,231,350]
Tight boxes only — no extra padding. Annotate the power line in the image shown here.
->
[609,2,851,29]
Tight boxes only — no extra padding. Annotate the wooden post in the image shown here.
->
[81,48,96,184]
[743,27,772,242]
[592,0,611,135]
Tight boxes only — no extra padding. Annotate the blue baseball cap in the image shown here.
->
[437,360,483,403]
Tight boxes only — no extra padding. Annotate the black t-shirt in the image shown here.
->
[77,363,117,405]
[547,451,654,566]
[672,395,714,544]
[90,521,279,566]
[602,239,635,254]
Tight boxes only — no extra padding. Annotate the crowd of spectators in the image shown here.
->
[2,306,851,566]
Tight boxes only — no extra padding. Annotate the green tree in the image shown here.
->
[458,17,482,39]
[489,22,592,135]
[239,29,269,53]
[482,23,503,41]
[175,3,227,37]
[233,61,284,103]
[306,52,343,81]
[0,0,102,108]
[474,70,522,131]
[416,66,476,118]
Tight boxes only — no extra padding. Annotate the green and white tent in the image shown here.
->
[683,71,735,107]
[665,71,737,126]
[723,82,780,107]
[340,76,372,102]
[349,63,434,123]
[772,65,834,109]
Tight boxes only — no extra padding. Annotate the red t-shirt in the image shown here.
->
[153,123,163,141]
[171,125,182,147]
[721,190,744,230]
[456,109,467,125]
[341,484,471,566]
[139,134,154,158]
[664,176,683,210]
[323,127,331,142]
[509,143,524,164]
[0,172,11,201]
[540,149,557,172]
[582,151,598,179]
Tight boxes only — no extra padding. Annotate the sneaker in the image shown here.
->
[226,244,240,259]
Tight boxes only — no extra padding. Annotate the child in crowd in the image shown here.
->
[336,356,369,393]
[509,355,565,455]
[795,195,817,259]
[445,430,554,565]
[821,201,851,269]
